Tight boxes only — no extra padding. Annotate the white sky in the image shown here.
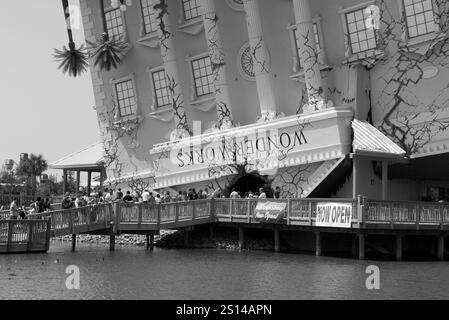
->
[0,0,100,180]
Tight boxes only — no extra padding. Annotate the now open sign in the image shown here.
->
[254,201,287,223]
[316,203,353,228]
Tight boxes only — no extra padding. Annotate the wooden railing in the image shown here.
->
[362,199,449,228]
[214,198,359,226]
[116,200,214,231]
[0,219,51,253]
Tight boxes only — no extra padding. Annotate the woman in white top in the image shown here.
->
[258,188,267,199]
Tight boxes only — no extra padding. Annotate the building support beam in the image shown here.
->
[438,235,445,261]
[358,233,365,260]
[396,235,403,261]
[293,0,326,112]
[152,0,191,137]
[63,169,68,195]
[382,161,388,200]
[315,232,322,256]
[352,157,359,199]
[76,170,81,195]
[243,0,277,119]
[99,168,106,192]
[200,0,233,127]
[87,171,92,196]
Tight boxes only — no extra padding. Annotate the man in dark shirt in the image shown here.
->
[123,191,134,203]
[116,188,124,200]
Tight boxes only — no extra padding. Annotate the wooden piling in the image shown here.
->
[274,228,280,253]
[315,232,321,257]
[438,235,445,261]
[71,234,76,252]
[358,234,365,260]
[396,235,403,261]
[238,227,245,250]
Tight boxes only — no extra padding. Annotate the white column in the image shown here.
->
[152,0,191,138]
[293,0,326,112]
[200,0,233,128]
[243,0,277,120]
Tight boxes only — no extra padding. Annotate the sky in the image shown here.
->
[0,0,100,180]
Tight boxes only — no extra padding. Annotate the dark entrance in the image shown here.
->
[231,174,270,197]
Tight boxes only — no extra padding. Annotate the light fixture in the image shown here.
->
[111,0,133,11]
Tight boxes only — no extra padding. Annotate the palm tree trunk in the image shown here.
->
[61,0,76,51]
[99,0,110,41]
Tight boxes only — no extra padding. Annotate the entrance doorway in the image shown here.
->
[231,174,271,197]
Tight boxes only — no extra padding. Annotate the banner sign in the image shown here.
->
[254,201,287,223]
[315,202,353,228]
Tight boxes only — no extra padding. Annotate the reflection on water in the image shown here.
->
[1,242,449,300]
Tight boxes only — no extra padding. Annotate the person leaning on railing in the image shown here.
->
[9,198,19,220]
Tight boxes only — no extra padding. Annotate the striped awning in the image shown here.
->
[352,119,406,157]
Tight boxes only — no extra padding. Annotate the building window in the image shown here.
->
[345,7,378,54]
[191,55,215,97]
[403,0,436,38]
[151,69,171,108]
[140,0,158,34]
[114,79,136,117]
[182,0,201,21]
[104,7,125,38]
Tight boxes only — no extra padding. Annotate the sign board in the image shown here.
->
[254,201,287,223]
[315,202,352,228]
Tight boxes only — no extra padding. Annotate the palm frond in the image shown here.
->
[87,33,128,72]
[53,44,89,77]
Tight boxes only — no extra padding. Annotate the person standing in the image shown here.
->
[104,189,113,202]
[155,194,162,204]
[230,188,240,199]
[116,188,124,200]
[258,188,267,199]
[9,198,19,220]
[274,186,282,199]
[62,193,74,210]
[142,189,151,203]
[123,191,134,203]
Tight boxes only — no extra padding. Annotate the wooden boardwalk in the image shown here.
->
[2,197,449,257]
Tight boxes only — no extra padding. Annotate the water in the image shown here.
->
[1,243,449,300]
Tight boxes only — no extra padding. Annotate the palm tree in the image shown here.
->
[87,0,128,71]
[53,0,89,77]
[16,154,48,196]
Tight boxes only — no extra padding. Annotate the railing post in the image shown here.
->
[192,202,196,221]
[46,218,52,252]
[175,204,179,224]
[68,210,74,235]
[6,220,13,253]
[416,203,420,230]
[157,205,161,229]
[86,207,91,231]
[308,201,312,226]
[441,205,444,230]
[210,198,215,222]
[230,200,235,223]
[287,199,291,225]
[115,201,121,233]
[27,221,33,251]
[138,204,143,227]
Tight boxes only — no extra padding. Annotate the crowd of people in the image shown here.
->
[1,185,284,219]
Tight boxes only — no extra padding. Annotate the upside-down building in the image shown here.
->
[57,0,449,202]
